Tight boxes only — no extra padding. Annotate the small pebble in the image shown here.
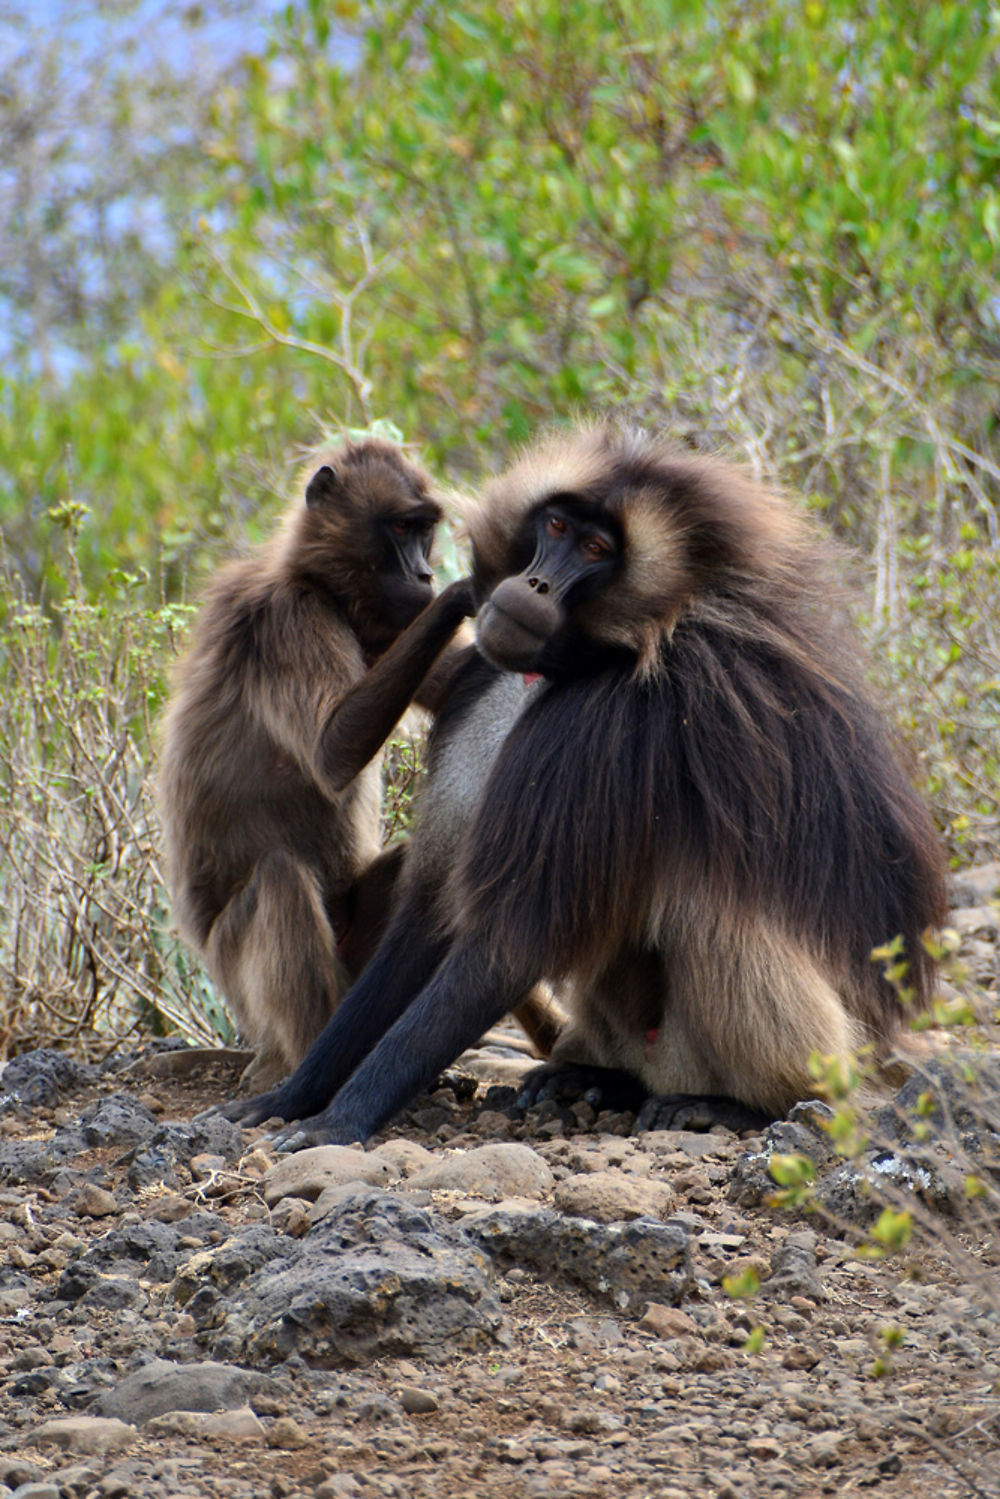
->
[640,1304,699,1339]
[189,1152,227,1181]
[267,1416,310,1449]
[399,1386,439,1415]
[147,1193,193,1223]
[70,1183,118,1219]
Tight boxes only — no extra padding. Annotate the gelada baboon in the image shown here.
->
[158,437,476,1089]
[222,424,946,1142]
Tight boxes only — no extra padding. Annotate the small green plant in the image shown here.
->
[722,1265,766,1354]
[381,731,426,847]
[758,975,1000,1327]
[858,1209,915,1260]
[722,1266,762,1300]
[742,1325,767,1355]
[767,1152,818,1211]
[871,1323,907,1379]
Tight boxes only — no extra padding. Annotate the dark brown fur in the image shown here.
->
[220,423,946,1141]
[158,438,467,1088]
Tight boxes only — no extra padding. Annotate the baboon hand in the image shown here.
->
[440,576,478,617]
[270,1110,362,1153]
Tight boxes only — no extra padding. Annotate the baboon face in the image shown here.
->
[304,454,442,642]
[476,496,621,672]
[375,504,437,629]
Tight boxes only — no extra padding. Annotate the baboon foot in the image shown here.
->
[635,1092,773,1134]
[517,1062,647,1114]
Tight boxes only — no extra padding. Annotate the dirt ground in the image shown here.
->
[0,1022,998,1499]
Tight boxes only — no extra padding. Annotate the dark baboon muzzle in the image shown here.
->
[476,576,563,670]
[382,577,435,630]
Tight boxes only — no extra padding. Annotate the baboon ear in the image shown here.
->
[305,465,343,510]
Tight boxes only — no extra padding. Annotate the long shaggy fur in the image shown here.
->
[219,422,947,1139]
[452,424,945,1112]
[158,438,441,1086]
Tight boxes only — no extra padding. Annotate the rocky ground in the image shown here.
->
[0,865,998,1499]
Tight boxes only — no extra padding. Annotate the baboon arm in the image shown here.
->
[411,622,476,715]
[275,939,524,1147]
[220,901,451,1127]
[318,579,476,793]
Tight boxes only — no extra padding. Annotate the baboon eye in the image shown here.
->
[390,519,409,536]
[583,537,609,559]
[547,515,568,537]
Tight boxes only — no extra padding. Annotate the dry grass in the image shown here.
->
[0,512,224,1057]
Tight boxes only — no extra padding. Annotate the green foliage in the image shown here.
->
[0,335,307,599]
[767,1151,818,1210]
[6,3,999,578]
[381,732,427,846]
[755,974,1000,1328]
[880,542,1000,858]
[870,1208,915,1253]
[722,1266,761,1300]
[871,1322,908,1378]
[742,1324,766,1354]
[189,0,1000,482]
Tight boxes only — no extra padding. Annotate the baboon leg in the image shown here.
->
[205,848,350,1091]
[336,843,407,977]
[520,926,855,1129]
[274,936,524,1148]
[342,853,563,1059]
[650,918,859,1119]
[517,955,658,1111]
[511,985,566,1058]
[219,897,452,1127]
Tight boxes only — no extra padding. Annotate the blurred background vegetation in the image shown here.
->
[0,0,997,1051]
